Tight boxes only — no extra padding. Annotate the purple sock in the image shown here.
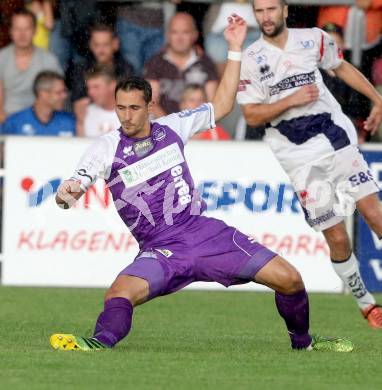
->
[275,289,312,349]
[93,297,133,347]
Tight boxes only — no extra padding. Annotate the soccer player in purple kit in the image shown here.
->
[50,14,352,352]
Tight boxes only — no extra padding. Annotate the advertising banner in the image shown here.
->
[356,146,382,292]
[3,137,342,292]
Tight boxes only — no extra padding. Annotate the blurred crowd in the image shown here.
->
[0,0,381,142]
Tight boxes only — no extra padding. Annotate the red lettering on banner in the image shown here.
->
[71,230,87,250]
[16,230,138,252]
[254,233,329,257]
[83,185,110,209]
[125,234,137,251]
[36,231,52,250]
[104,233,125,251]
[313,238,329,256]
[276,235,293,255]
[296,235,311,255]
[50,231,69,250]
[89,232,104,251]
[18,231,34,249]
[262,233,277,249]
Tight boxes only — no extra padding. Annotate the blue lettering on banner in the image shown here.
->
[198,181,301,214]
[269,71,316,96]
[355,149,382,292]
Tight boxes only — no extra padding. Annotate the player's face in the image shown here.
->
[167,16,198,54]
[87,77,115,107]
[253,0,287,38]
[10,15,35,49]
[90,31,118,64]
[43,80,68,111]
[115,89,152,138]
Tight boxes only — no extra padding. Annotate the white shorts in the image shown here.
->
[290,146,380,232]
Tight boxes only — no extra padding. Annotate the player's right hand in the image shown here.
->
[288,84,319,108]
[56,180,83,209]
[364,102,382,135]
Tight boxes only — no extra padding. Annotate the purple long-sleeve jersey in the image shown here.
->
[70,103,216,248]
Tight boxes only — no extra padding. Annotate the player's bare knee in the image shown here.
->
[104,287,140,306]
[282,268,304,294]
[361,207,381,228]
[104,275,149,306]
[325,230,350,254]
[274,260,304,294]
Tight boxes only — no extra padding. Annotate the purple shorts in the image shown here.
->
[119,216,277,299]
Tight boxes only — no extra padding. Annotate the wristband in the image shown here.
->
[227,51,242,61]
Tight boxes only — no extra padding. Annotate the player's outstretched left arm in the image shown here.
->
[333,61,382,135]
[212,14,247,122]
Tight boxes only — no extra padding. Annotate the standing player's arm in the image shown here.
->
[241,84,319,127]
[205,80,218,101]
[333,60,382,134]
[148,79,167,118]
[212,14,247,122]
[55,180,85,209]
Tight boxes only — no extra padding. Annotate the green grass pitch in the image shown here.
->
[1,287,382,390]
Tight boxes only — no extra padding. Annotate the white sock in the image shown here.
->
[331,253,376,310]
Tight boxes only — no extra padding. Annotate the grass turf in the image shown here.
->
[1,287,382,390]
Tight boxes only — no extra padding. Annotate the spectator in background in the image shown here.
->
[204,0,261,77]
[48,0,96,72]
[25,0,54,50]
[116,1,166,75]
[318,0,382,80]
[144,12,218,118]
[82,66,120,138]
[57,0,102,64]
[0,0,23,49]
[69,24,134,135]
[2,71,75,136]
[0,9,62,124]
[179,84,231,140]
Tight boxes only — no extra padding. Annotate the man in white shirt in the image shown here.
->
[238,0,382,328]
[83,66,120,137]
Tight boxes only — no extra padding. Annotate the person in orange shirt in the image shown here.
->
[318,0,382,46]
[318,0,382,81]
[179,84,231,140]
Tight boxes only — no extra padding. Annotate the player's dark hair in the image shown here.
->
[85,65,117,82]
[115,77,152,104]
[11,8,37,27]
[33,71,65,96]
